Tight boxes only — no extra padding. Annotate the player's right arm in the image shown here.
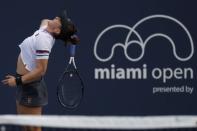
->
[21,59,48,84]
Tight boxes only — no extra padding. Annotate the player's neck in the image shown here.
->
[44,26,54,37]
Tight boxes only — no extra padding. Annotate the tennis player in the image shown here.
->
[1,11,79,131]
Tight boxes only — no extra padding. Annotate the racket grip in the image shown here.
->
[69,44,76,56]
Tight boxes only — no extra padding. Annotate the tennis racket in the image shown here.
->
[57,44,84,109]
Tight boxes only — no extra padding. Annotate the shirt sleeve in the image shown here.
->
[35,33,53,59]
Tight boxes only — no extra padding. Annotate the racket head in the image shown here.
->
[57,66,84,109]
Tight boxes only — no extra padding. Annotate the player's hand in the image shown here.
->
[69,35,80,44]
[1,75,16,87]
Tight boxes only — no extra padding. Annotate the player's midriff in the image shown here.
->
[16,54,30,75]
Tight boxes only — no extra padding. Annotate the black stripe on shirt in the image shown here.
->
[36,54,49,56]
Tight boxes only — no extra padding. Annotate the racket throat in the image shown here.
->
[69,57,77,69]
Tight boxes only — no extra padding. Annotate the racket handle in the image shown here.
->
[69,44,76,56]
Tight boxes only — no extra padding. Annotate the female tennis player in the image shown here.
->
[1,11,79,131]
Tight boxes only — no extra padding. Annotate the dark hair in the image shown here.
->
[54,10,80,44]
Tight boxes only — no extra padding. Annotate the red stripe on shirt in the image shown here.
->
[36,50,50,54]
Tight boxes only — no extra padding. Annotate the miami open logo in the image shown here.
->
[94,14,194,62]
[93,14,195,88]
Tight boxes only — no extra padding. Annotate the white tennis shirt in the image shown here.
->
[19,26,55,71]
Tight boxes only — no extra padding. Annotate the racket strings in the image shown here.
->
[58,70,83,108]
